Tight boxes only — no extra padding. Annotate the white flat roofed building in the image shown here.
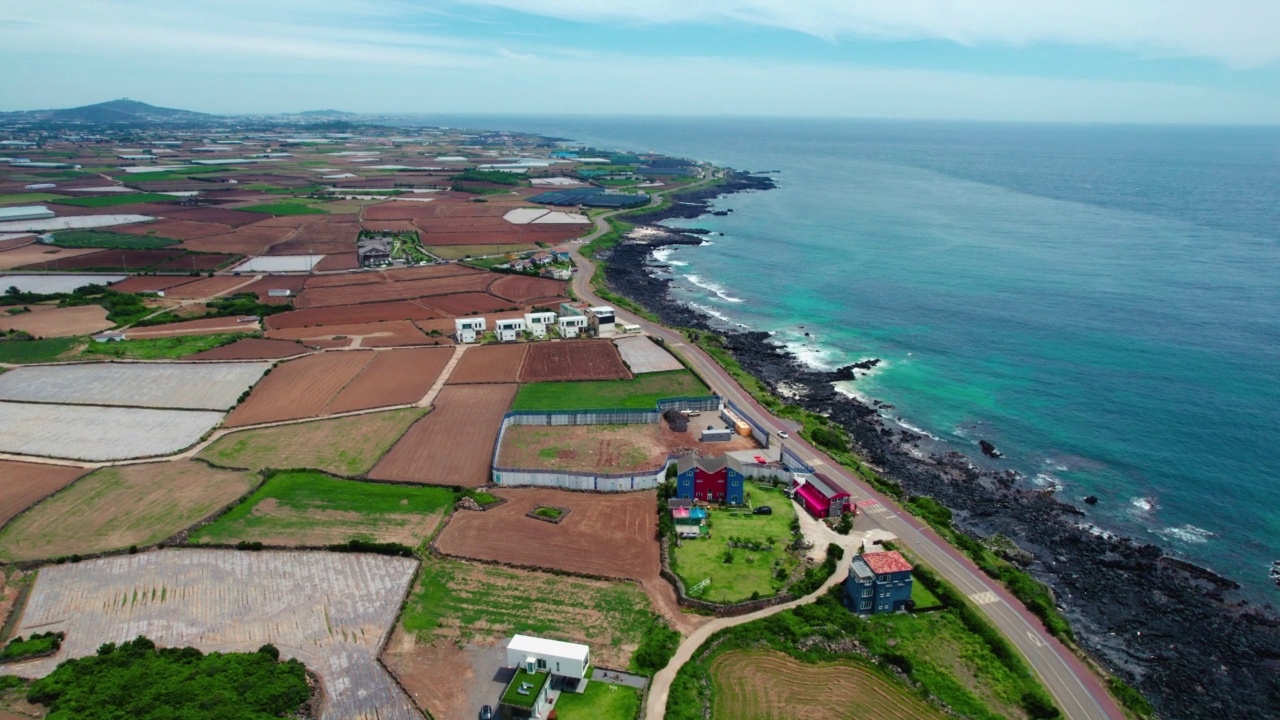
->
[506,634,591,681]
[454,317,486,344]
[557,315,587,338]
[523,312,556,339]
[0,206,55,222]
[587,306,616,337]
[495,318,525,342]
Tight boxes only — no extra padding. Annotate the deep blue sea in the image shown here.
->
[432,116,1280,597]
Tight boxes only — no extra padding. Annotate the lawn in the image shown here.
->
[911,574,944,610]
[190,470,456,547]
[0,337,82,363]
[51,229,179,249]
[672,486,800,603]
[554,681,641,720]
[80,333,251,360]
[239,203,328,216]
[198,408,427,475]
[401,556,657,668]
[511,370,709,411]
[0,192,67,205]
[50,193,178,207]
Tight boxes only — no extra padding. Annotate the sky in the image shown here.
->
[2,0,1279,123]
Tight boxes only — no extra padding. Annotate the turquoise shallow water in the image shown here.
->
[431,117,1280,596]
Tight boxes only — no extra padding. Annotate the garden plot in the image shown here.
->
[0,402,223,461]
[614,335,684,373]
[230,255,325,272]
[0,361,270,410]
[0,549,421,720]
[0,274,126,293]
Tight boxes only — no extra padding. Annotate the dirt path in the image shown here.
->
[416,343,467,407]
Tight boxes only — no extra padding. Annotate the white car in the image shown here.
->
[777,430,790,439]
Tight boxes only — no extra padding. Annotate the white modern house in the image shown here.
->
[501,635,591,718]
[523,311,557,339]
[557,315,588,339]
[495,318,526,342]
[587,306,616,337]
[454,317,487,344]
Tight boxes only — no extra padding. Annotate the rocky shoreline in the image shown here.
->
[600,171,1280,719]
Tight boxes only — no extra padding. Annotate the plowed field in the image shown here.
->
[488,274,567,303]
[0,245,102,270]
[161,275,254,299]
[264,301,442,330]
[0,304,110,337]
[313,252,359,271]
[167,207,266,226]
[370,383,516,486]
[184,338,311,360]
[708,651,945,720]
[519,340,631,382]
[434,487,659,579]
[447,343,526,384]
[266,320,434,347]
[180,224,295,255]
[124,315,261,338]
[420,292,514,316]
[17,248,183,271]
[0,460,87,526]
[224,351,375,426]
[152,252,237,271]
[113,219,230,239]
[325,347,453,413]
[108,275,199,293]
[235,274,307,300]
[295,274,495,308]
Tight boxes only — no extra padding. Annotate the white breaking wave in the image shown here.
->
[685,274,746,303]
[684,302,748,328]
[650,246,689,267]
[1156,524,1216,544]
[1130,496,1156,513]
[1033,473,1064,491]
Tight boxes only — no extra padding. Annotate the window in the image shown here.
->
[537,658,547,670]
[862,589,873,597]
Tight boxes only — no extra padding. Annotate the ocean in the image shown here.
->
[431,116,1280,597]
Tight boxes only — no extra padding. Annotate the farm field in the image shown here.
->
[159,275,254,299]
[0,462,255,561]
[0,244,103,270]
[672,486,801,604]
[51,192,177,207]
[106,275,198,293]
[239,202,327,215]
[429,243,534,259]
[512,370,710,410]
[0,336,81,364]
[708,651,944,720]
[419,291,517,316]
[191,470,455,547]
[184,337,311,360]
[488,274,567,303]
[445,343,526,384]
[223,351,374,426]
[435,487,660,581]
[0,402,224,460]
[266,319,434,348]
[49,229,178,249]
[199,407,426,475]
[324,346,453,413]
[519,339,632,382]
[121,315,263,339]
[81,332,253,360]
[0,361,270,410]
[0,304,109,337]
[615,335,684,373]
[294,273,494,309]
[370,383,517,486]
[497,424,670,472]
[113,218,231,239]
[0,460,87,526]
[180,224,295,255]
[1,550,420,720]
[264,300,442,330]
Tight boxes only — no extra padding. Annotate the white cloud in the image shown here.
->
[460,0,1280,67]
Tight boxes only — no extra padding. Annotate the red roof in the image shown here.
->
[861,550,913,574]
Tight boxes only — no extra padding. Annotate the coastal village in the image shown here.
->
[0,104,1265,720]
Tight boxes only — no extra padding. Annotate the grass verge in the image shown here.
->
[81,332,253,360]
[511,370,709,411]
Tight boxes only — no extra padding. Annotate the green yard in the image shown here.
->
[911,574,944,610]
[0,337,82,364]
[672,486,801,604]
[511,370,709,411]
[81,333,250,360]
[239,202,328,216]
[554,681,641,720]
[50,193,178,207]
[50,229,179,249]
[190,470,456,547]
[0,192,67,205]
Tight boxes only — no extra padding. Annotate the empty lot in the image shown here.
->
[446,343,526,384]
[0,304,110,337]
[614,335,684,373]
[0,361,270,410]
[519,340,632,382]
[371,384,517,486]
[0,550,421,720]
[0,402,225,461]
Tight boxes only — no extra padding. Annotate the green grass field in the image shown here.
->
[432,243,536,260]
[554,681,641,720]
[190,470,456,547]
[120,169,236,183]
[511,370,709,411]
[50,193,177,207]
[0,337,81,364]
[239,203,328,216]
[50,229,179,250]
[198,408,426,475]
[673,486,800,603]
[0,192,67,206]
[911,574,944,609]
[81,333,250,360]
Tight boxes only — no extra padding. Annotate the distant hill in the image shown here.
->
[49,99,213,123]
[296,109,358,117]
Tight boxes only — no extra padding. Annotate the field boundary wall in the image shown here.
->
[781,446,816,475]
[725,398,771,447]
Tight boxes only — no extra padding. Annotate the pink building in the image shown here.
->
[795,472,851,519]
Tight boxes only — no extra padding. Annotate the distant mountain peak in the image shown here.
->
[45,99,213,123]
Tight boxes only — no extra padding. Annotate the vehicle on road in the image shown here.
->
[777,430,790,438]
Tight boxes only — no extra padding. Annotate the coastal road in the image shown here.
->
[566,194,1125,720]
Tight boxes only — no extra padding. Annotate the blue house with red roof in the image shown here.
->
[845,550,915,614]
[674,455,745,504]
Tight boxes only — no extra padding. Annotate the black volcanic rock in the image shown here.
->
[979,440,1003,458]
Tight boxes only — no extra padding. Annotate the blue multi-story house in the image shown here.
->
[845,550,914,614]
[674,455,745,504]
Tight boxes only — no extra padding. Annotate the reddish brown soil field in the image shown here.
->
[17,249,184,272]
[410,229,580,246]
[413,217,510,231]
[303,273,388,290]
[47,203,180,217]
[0,305,110,338]
[0,460,88,526]
[264,300,442,330]
[435,487,660,579]
[179,224,295,255]
[488,275,568,304]
[370,383,516,486]
[267,221,357,254]
[184,338,312,360]
[303,265,481,290]
[152,253,238,271]
[0,236,33,251]
[160,275,255,299]
[446,344,527,384]
[108,276,200,293]
[295,274,495,309]
[324,347,453,413]
[266,320,434,347]
[360,220,422,234]
[0,245,102,271]
[113,219,232,239]
[125,316,261,338]
[313,252,359,271]
[361,201,442,221]
[419,292,515,316]
[518,340,632,382]
[235,275,307,300]
[224,351,376,427]
[166,207,268,226]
